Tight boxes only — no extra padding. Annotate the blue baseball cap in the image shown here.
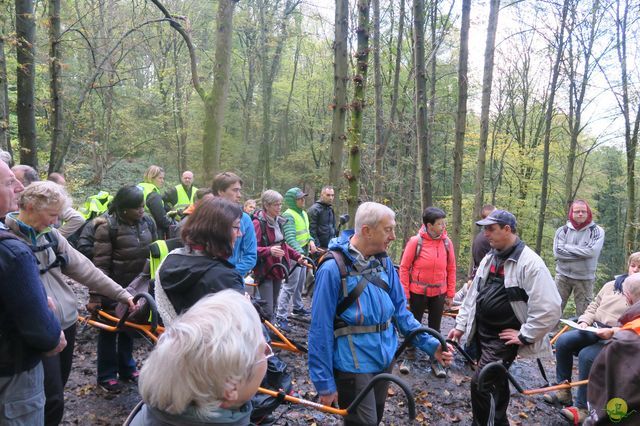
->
[476,209,517,229]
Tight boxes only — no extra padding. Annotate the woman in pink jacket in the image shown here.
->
[399,207,456,377]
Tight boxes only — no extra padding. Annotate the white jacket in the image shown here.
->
[455,241,562,358]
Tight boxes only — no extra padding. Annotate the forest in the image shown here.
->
[1,0,639,286]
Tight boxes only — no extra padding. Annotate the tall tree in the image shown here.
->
[346,0,371,224]
[612,0,640,253]
[0,26,10,154]
[203,0,239,181]
[535,0,570,253]
[329,0,349,188]
[470,0,500,238]
[48,0,64,174]
[451,0,471,256]
[413,0,432,209]
[563,0,603,208]
[256,0,299,189]
[372,0,384,200]
[15,0,37,167]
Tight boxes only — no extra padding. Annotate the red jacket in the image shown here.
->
[399,227,456,299]
[253,210,300,281]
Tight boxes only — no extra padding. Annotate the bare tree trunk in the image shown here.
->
[451,0,471,256]
[329,0,349,188]
[614,0,638,253]
[203,0,238,181]
[372,0,384,200]
[15,0,38,168]
[48,0,64,174]
[0,32,10,155]
[426,0,438,198]
[173,38,188,173]
[414,0,432,209]
[346,0,371,225]
[382,0,405,155]
[535,0,569,253]
[256,0,297,189]
[470,0,500,238]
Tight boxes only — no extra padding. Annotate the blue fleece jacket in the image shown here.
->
[228,212,257,277]
[308,234,441,395]
[0,227,61,376]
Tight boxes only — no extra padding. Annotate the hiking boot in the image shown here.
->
[543,388,572,406]
[276,319,291,333]
[292,307,311,317]
[560,406,588,424]
[98,379,122,393]
[431,360,447,378]
[399,360,411,375]
[121,371,140,384]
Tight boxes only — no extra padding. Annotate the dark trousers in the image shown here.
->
[470,334,518,426]
[43,323,76,426]
[97,329,136,382]
[409,292,445,332]
[335,366,393,426]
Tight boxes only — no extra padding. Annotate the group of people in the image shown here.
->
[1,149,639,425]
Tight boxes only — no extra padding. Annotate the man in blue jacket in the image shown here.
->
[309,202,453,425]
[0,160,66,424]
[211,172,257,278]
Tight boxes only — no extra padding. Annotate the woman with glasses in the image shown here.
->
[3,181,135,424]
[252,190,305,322]
[131,290,268,425]
[155,197,245,321]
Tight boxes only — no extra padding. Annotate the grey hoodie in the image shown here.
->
[553,221,605,280]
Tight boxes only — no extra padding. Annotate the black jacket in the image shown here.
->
[158,249,244,315]
[307,201,336,248]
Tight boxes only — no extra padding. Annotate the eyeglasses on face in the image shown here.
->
[255,343,274,365]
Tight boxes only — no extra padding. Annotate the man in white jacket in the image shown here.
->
[553,200,605,316]
[448,209,561,426]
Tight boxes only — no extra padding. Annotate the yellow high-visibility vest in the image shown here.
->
[283,208,311,247]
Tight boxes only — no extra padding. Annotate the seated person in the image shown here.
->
[131,290,269,425]
[585,276,640,425]
[544,252,640,423]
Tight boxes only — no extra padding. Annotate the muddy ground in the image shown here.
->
[62,283,572,425]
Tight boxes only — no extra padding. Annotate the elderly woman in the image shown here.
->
[89,185,157,392]
[3,181,134,425]
[155,197,245,321]
[138,165,173,239]
[253,190,305,322]
[544,251,640,423]
[131,290,269,425]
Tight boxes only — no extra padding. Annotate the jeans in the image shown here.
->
[43,323,76,426]
[276,264,305,321]
[259,279,282,322]
[97,330,136,382]
[0,363,45,426]
[555,329,605,408]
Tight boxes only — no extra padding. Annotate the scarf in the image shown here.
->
[568,199,593,231]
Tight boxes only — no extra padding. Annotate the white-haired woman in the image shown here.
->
[130,290,269,425]
[253,190,305,321]
[3,181,134,425]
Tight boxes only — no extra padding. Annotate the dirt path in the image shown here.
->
[62,286,571,425]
